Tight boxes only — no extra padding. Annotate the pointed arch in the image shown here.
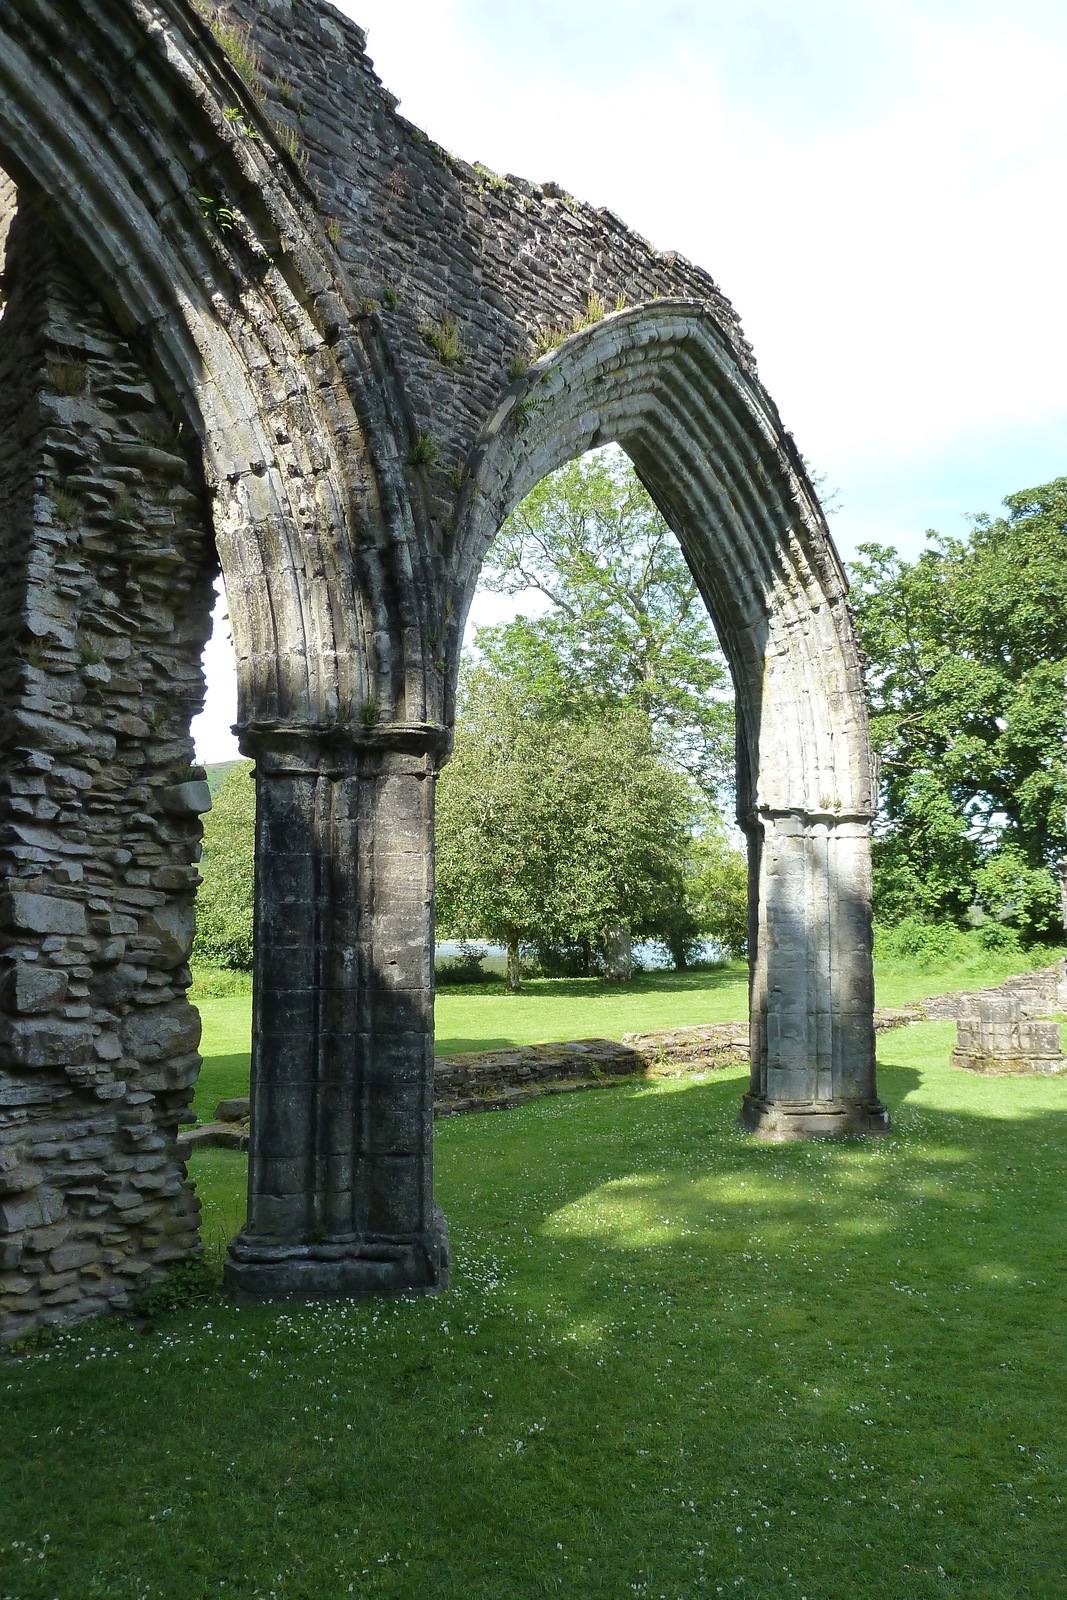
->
[450,301,885,1138]
[451,300,873,822]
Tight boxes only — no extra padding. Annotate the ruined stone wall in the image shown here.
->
[0,0,883,1331]
[920,960,1067,1022]
[225,0,753,550]
[0,192,216,1338]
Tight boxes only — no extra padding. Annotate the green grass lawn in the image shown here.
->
[188,945,1057,1124]
[4,1019,1066,1598]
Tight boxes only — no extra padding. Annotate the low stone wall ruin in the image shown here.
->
[950,1002,1066,1077]
[911,960,1067,1077]
[184,1024,753,1151]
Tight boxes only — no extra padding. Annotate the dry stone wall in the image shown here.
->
[0,197,215,1337]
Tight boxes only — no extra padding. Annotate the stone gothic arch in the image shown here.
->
[453,303,885,1139]
[0,0,886,1342]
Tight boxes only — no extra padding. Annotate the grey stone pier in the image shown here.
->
[224,727,451,1300]
[740,812,888,1139]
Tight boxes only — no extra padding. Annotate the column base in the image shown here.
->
[223,1209,451,1302]
[739,1094,890,1141]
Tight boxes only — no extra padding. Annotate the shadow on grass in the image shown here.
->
[451,1054,1067,1340]
[434,1035,518,1056]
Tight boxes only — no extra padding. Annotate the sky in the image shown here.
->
[192,0,1067,762]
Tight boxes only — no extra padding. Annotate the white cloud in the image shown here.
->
[192,580,240,765]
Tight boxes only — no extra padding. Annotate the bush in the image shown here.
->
[977,921,1022,953]
[192,763,255,969]
[873,917,972,963]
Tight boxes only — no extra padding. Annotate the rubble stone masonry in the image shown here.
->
[0,200,215,1335]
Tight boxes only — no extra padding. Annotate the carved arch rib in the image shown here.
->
[452,301,885,1139]
[0,0,434,734]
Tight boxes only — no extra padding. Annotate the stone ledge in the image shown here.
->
[949,1046,1067,1077]
[178,1123,248,1156]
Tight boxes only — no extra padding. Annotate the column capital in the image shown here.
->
[235,720,453,777]
[738,804,877,830]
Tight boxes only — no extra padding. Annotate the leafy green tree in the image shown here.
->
[847,477,1067,939]
[192,763,255,968]
[683,821,749,963]
[478,449,734,801]
[434,666,697,988]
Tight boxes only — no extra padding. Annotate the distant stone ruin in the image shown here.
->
[0,0,886,1342]
[947,962,1067,1077]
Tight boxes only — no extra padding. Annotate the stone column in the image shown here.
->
[740,811,889,1139]
[224,726,451,1300]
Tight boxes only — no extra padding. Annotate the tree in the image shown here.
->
[477,448,734,802]
[684,820,749,962]
[847,477,1067,940]
[434,666,697,988]
[192,763,256,968]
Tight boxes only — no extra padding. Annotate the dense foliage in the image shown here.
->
[848,477,1067,941]
[192,762,255,969]
[478,448,734,802]
[435,669,701,985]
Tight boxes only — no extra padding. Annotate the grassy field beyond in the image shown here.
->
[188,945,1060,1123]
[434,965,751,1053]
[189,966,753,1122]
[4,1021,1066,1598]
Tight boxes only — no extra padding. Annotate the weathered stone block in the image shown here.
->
[2,1019,94,1068]
[0,1192,43,1232]
[0,963,69,1015]
[0,1164,40,1196]
[49,1240,99,1273]
[0,891,86,936]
